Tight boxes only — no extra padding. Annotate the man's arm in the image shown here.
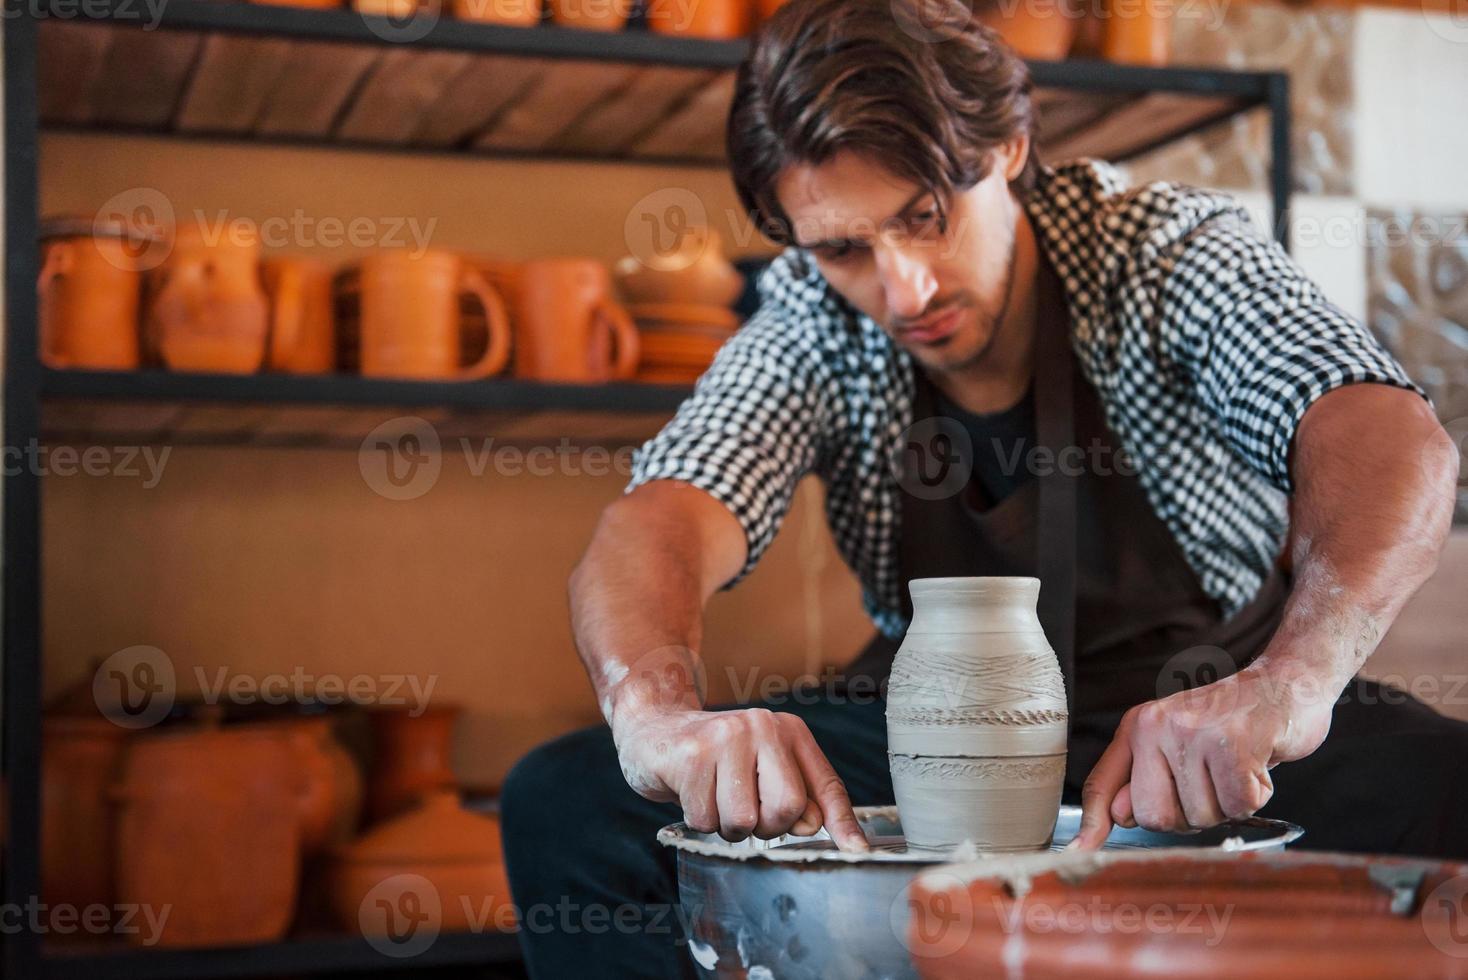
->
[1074,384,1457,846]
[569,480,869,851]
[1071,205,1458,848]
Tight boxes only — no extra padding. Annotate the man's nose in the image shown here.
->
[877,246,938,321]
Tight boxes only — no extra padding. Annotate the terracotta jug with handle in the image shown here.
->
[352,250,511,380]
[146,222,282,374]
[514,258,639,383]
[263,256,337,374]
[38,216,149,370]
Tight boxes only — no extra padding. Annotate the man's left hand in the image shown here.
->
[1069,663,1335,849]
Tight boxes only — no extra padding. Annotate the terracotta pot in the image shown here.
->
[451,0,541,23]
[911,849,1468,978]
[368,704,460,823]
[263,256,337,374]
[1101,0,1169,66]
[329,791,514,936]
[113,726,303,947]
[351,250,511,381]
[646,0,749,38]
[978,0,1077,61]
[41,717,130,917]
[514,258,639,383]
[38,216,149,370]
[614,227,744,308]
[259,716,364,854]
[146,222,274,374]
[755,0,788,23]
[887,577,1068,851]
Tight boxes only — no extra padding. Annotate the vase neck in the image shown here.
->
[906,577,1043,635]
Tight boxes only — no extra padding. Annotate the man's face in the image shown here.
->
[774,145,1025,377]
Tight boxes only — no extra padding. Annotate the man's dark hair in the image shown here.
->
[728,0,1039,246]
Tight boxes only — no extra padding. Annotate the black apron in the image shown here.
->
[849,254,1292,791]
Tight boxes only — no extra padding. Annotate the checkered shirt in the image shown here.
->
[627,159,1424,638]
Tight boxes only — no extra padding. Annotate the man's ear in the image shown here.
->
[1001,133,1031,182]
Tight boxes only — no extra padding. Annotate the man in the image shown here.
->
[502,0,1466,975]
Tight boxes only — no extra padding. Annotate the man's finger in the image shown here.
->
[715,738,758,842]
[790,727,869,852]
[754,740,809,839]
[1071,723,1133,850]
[790,798,823,837]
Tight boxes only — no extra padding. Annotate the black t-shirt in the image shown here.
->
[926,379,1037,510]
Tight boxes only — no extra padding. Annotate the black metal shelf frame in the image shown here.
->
[2,3,1292,976]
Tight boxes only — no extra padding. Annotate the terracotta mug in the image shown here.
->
[451,0,541,23]
[38,217,147,370]
[514,258,639,382]
[355,250,511,380]
[263,256,337,374]
[547,0,628,31]
[1101,0,1169,66]
[647,0,749,38]
[146,222,279,374]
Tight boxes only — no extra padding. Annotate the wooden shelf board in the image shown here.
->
[36,4,1273,166]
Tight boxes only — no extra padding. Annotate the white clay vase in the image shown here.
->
[887,577,1068,852]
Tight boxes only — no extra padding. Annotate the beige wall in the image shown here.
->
[39,133,871,785]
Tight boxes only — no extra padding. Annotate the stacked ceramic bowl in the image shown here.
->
[613,228,745,386]
[625,302,739,385]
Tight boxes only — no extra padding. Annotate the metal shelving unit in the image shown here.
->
[2,2,1293,976]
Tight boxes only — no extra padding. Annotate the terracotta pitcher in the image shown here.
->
[367,704,460,823]
[38,216,148,370]
[259,715,364,854]
[146,222,281,374]
[514,258,639,383]
[263,256,337,374]
[112,725,303,947]
[354,250,511,380]
[41,717,130,918]
[886,577,1068,852]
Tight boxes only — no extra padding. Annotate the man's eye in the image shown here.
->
[818,243,858,262]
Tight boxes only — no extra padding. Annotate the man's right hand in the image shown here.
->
[614,707,871,853]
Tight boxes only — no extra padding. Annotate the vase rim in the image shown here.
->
[909,576,1039,591]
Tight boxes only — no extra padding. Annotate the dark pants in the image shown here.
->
[500,678,1468,980]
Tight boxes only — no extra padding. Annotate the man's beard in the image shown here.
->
[943,220,1020,373]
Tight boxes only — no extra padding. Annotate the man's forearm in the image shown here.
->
[1252,384,1459,714]
[569,504,707,737]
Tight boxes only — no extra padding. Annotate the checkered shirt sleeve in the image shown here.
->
[1155,210,1427,492]
[625,299,831,586]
